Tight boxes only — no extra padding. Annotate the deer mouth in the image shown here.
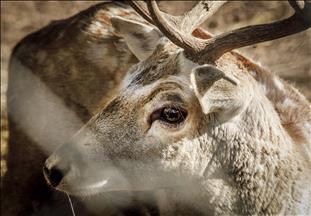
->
[56,166,134,197]
[60,178,110,197]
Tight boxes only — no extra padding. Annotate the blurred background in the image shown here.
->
[1,1,310,175]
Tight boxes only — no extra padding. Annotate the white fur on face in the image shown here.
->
[123,74,190,104]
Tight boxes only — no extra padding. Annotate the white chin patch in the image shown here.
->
[87,179,109,191]
[66,179,110,197]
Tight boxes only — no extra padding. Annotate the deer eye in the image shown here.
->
[162,107,184,123]
[149,106,187,126]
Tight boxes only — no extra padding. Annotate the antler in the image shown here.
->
[201,0,311,62]
[130,1,311,62]
[129,1,226,32]
[130,1,226,54]
[128,1,154,25]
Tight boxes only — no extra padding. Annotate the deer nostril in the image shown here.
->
[49,167,64,187]
[43,165,65,187]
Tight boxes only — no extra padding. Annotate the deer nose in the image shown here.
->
[43,162,69,187]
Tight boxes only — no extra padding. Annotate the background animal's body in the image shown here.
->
[1,1,310,216]
[2,2,147,215]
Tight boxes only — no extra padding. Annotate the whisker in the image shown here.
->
[66,193,76,216]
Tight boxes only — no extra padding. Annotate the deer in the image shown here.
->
[41,0,311,215]
[3,1,311,215]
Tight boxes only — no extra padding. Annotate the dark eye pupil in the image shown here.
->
[149,106,187,126]
[162,108,182,123]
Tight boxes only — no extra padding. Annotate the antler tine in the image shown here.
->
[146,0,206,54]
[200,0,311,62]
[129,1,226,54]
[129,1,183,31]
[130,1,226,33]
[128,1,154,25]
[179,1,227,33]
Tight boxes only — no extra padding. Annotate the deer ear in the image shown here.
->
[191,65,247,123]
[111,16,163,61]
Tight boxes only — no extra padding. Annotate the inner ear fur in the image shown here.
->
[191,64,247,123]
[111,16,163,61]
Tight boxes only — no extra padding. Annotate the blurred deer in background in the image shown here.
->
[43,0,311,215]
[3,1,311,216]
[3,2,155,216]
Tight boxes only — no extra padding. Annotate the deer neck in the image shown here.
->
[204,91,302,214]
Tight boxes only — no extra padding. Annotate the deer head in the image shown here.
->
[44,1,311,214]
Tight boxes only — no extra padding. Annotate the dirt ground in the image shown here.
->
[1,1,310,176]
